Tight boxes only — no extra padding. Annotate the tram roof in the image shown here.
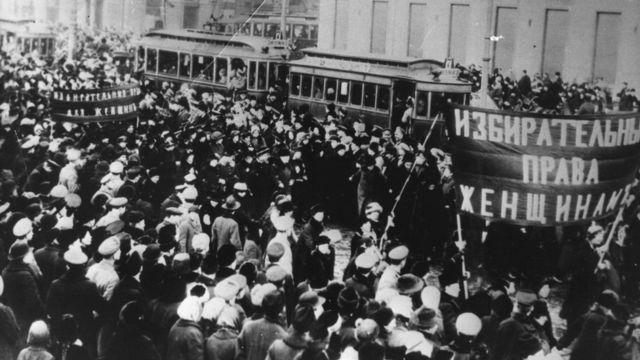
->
[217,15,318,23]
[0,17,55,37]
[139,29,284,58]
[291,48,470,86]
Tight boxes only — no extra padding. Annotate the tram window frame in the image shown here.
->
[301,75,312,98]
[337,80,350,104]
[193,54,213,82]
[230,58,248,90]
[137,47,145,70]
[158,50,178,76]
[253,23,264,37]
[290,73,301,96]
[146,48,158,73]
[179,53,192,78]
[268,62,278,89]
[376,86,390,111]
[248,61,257,89]
[429,92,446,118]
[415,91,429,118]
[325,78,337,101]
[215,57,228,85]
[350,82,363,106]
[313,77,325,100]
[257,62,268,90]
[240,23,252,35]
[363,83,376,108]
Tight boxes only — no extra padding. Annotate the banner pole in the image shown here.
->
[379,114,441,251]
[456,213,469,299]
[594,205,625,274]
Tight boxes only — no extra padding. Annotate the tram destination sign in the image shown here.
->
[446,105,640,226]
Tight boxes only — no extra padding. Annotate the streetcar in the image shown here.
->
[204,14,318,49]
[135,29,289,98]
[0,18,56,57]
[287,48,471,133]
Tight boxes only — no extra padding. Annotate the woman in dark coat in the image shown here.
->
[0,276,21,360]
[166,297,205,360]
[1,241,45,341]
[105,301,160,360]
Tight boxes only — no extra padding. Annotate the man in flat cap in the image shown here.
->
[492,288,538,360]
[87,236,121,301]
[95,197,128,228]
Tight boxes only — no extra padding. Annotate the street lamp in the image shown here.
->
[480,35,503,108]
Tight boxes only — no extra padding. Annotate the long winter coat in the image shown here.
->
[0,303,20,360]
[166,319,205,360]
[1,260,45,336]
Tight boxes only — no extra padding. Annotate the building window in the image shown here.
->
[541,9,569,76]
[448,4,470,65]
[334,0,349,50]
[371,1,387,54]
[593,12,621,83]
[493,7,518,71]
[408,3,427,57]
[183,3,199,28]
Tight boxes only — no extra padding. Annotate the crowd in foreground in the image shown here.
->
[0,30,638,360]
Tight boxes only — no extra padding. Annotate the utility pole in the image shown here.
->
[68,0,77,60]
[480,0,494,108]
[280,0,287,40]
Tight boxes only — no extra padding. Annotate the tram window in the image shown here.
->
[285,24,292,38]
[254,23,264,36]
[293,25,304,38]
[146,49,157,73]
[310,25,318,40]
[265,24,277,38]
[313,77,324,99]
[325,79,336,101]
[215,58,228,84]
[257,62,268,90]
[301,76,312,97]
[240,23,251,35]
[363,83,376,108]
[230,58,247,90]
[351,82,363,106]
[249,61,257,89]
[24,38,31,53]
[268,63,277,88]
[377,86,390,111]
[158,50,178,75]
[430,92,445,118]
[300,26,309,39]
[193,55,213,81]
[41,39,47,55]
[338,81,349,103]
[448,93,465,105]
[33,39,40,53]
[48,39,55,53]
[16,38,22,52]
[291,74,301,96]
[137,47,145,69]
[179,53,192,78]
[416,91,428,117]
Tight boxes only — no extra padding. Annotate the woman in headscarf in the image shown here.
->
[166,296,205,360]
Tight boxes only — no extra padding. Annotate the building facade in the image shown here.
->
[318,0,640,87]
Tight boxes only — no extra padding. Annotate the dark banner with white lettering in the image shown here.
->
[445,105,640,226]
[50,84,141,123]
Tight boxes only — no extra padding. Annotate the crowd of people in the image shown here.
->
[460,65,639,114]
[0,29,638,360]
